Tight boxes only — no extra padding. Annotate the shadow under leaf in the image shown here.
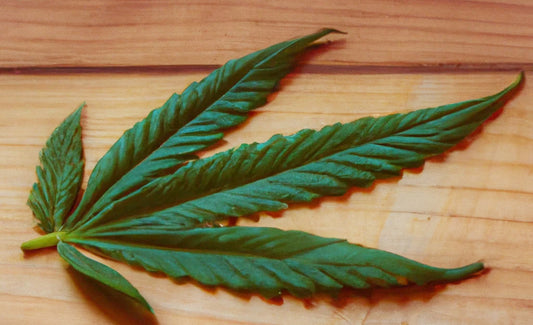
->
[66,267,158,325]
[156,266,488,310]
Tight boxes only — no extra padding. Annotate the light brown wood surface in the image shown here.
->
[2,0,533,68]
[1,2,532,325]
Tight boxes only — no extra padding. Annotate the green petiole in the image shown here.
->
[21,231,67,250]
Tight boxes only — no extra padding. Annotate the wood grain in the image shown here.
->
[1,1,532,323]
[1,0,533,68]
[1,71,531,324]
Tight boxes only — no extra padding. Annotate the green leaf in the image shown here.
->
[57,241,153,313]
[66,227,483,298]
[76,73,522,233]
[65,28,342,230]
[21,28,523,314]
[27,104,84,233]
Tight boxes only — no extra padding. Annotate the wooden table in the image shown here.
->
[1,1,531,324]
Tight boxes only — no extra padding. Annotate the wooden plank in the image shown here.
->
[1,71,531,324]
[1,0,532,68]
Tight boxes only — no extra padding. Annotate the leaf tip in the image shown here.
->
[140,298,155,314]
[442,261,485,282]
[76,102,86,116]
[495,71,525,104]
[515,70,525,87]
[319,27,347,35]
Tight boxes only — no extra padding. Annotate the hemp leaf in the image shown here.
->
[21,29,523,314]
[27,104,84,233]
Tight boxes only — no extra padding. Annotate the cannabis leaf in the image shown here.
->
[21,28,523,314]
[27,104,84,233]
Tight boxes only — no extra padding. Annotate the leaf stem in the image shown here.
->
[21,231,66,251]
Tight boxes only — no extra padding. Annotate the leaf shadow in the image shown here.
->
[161,267,488,311]
[66,267,159,325]
[310,267,489,310]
